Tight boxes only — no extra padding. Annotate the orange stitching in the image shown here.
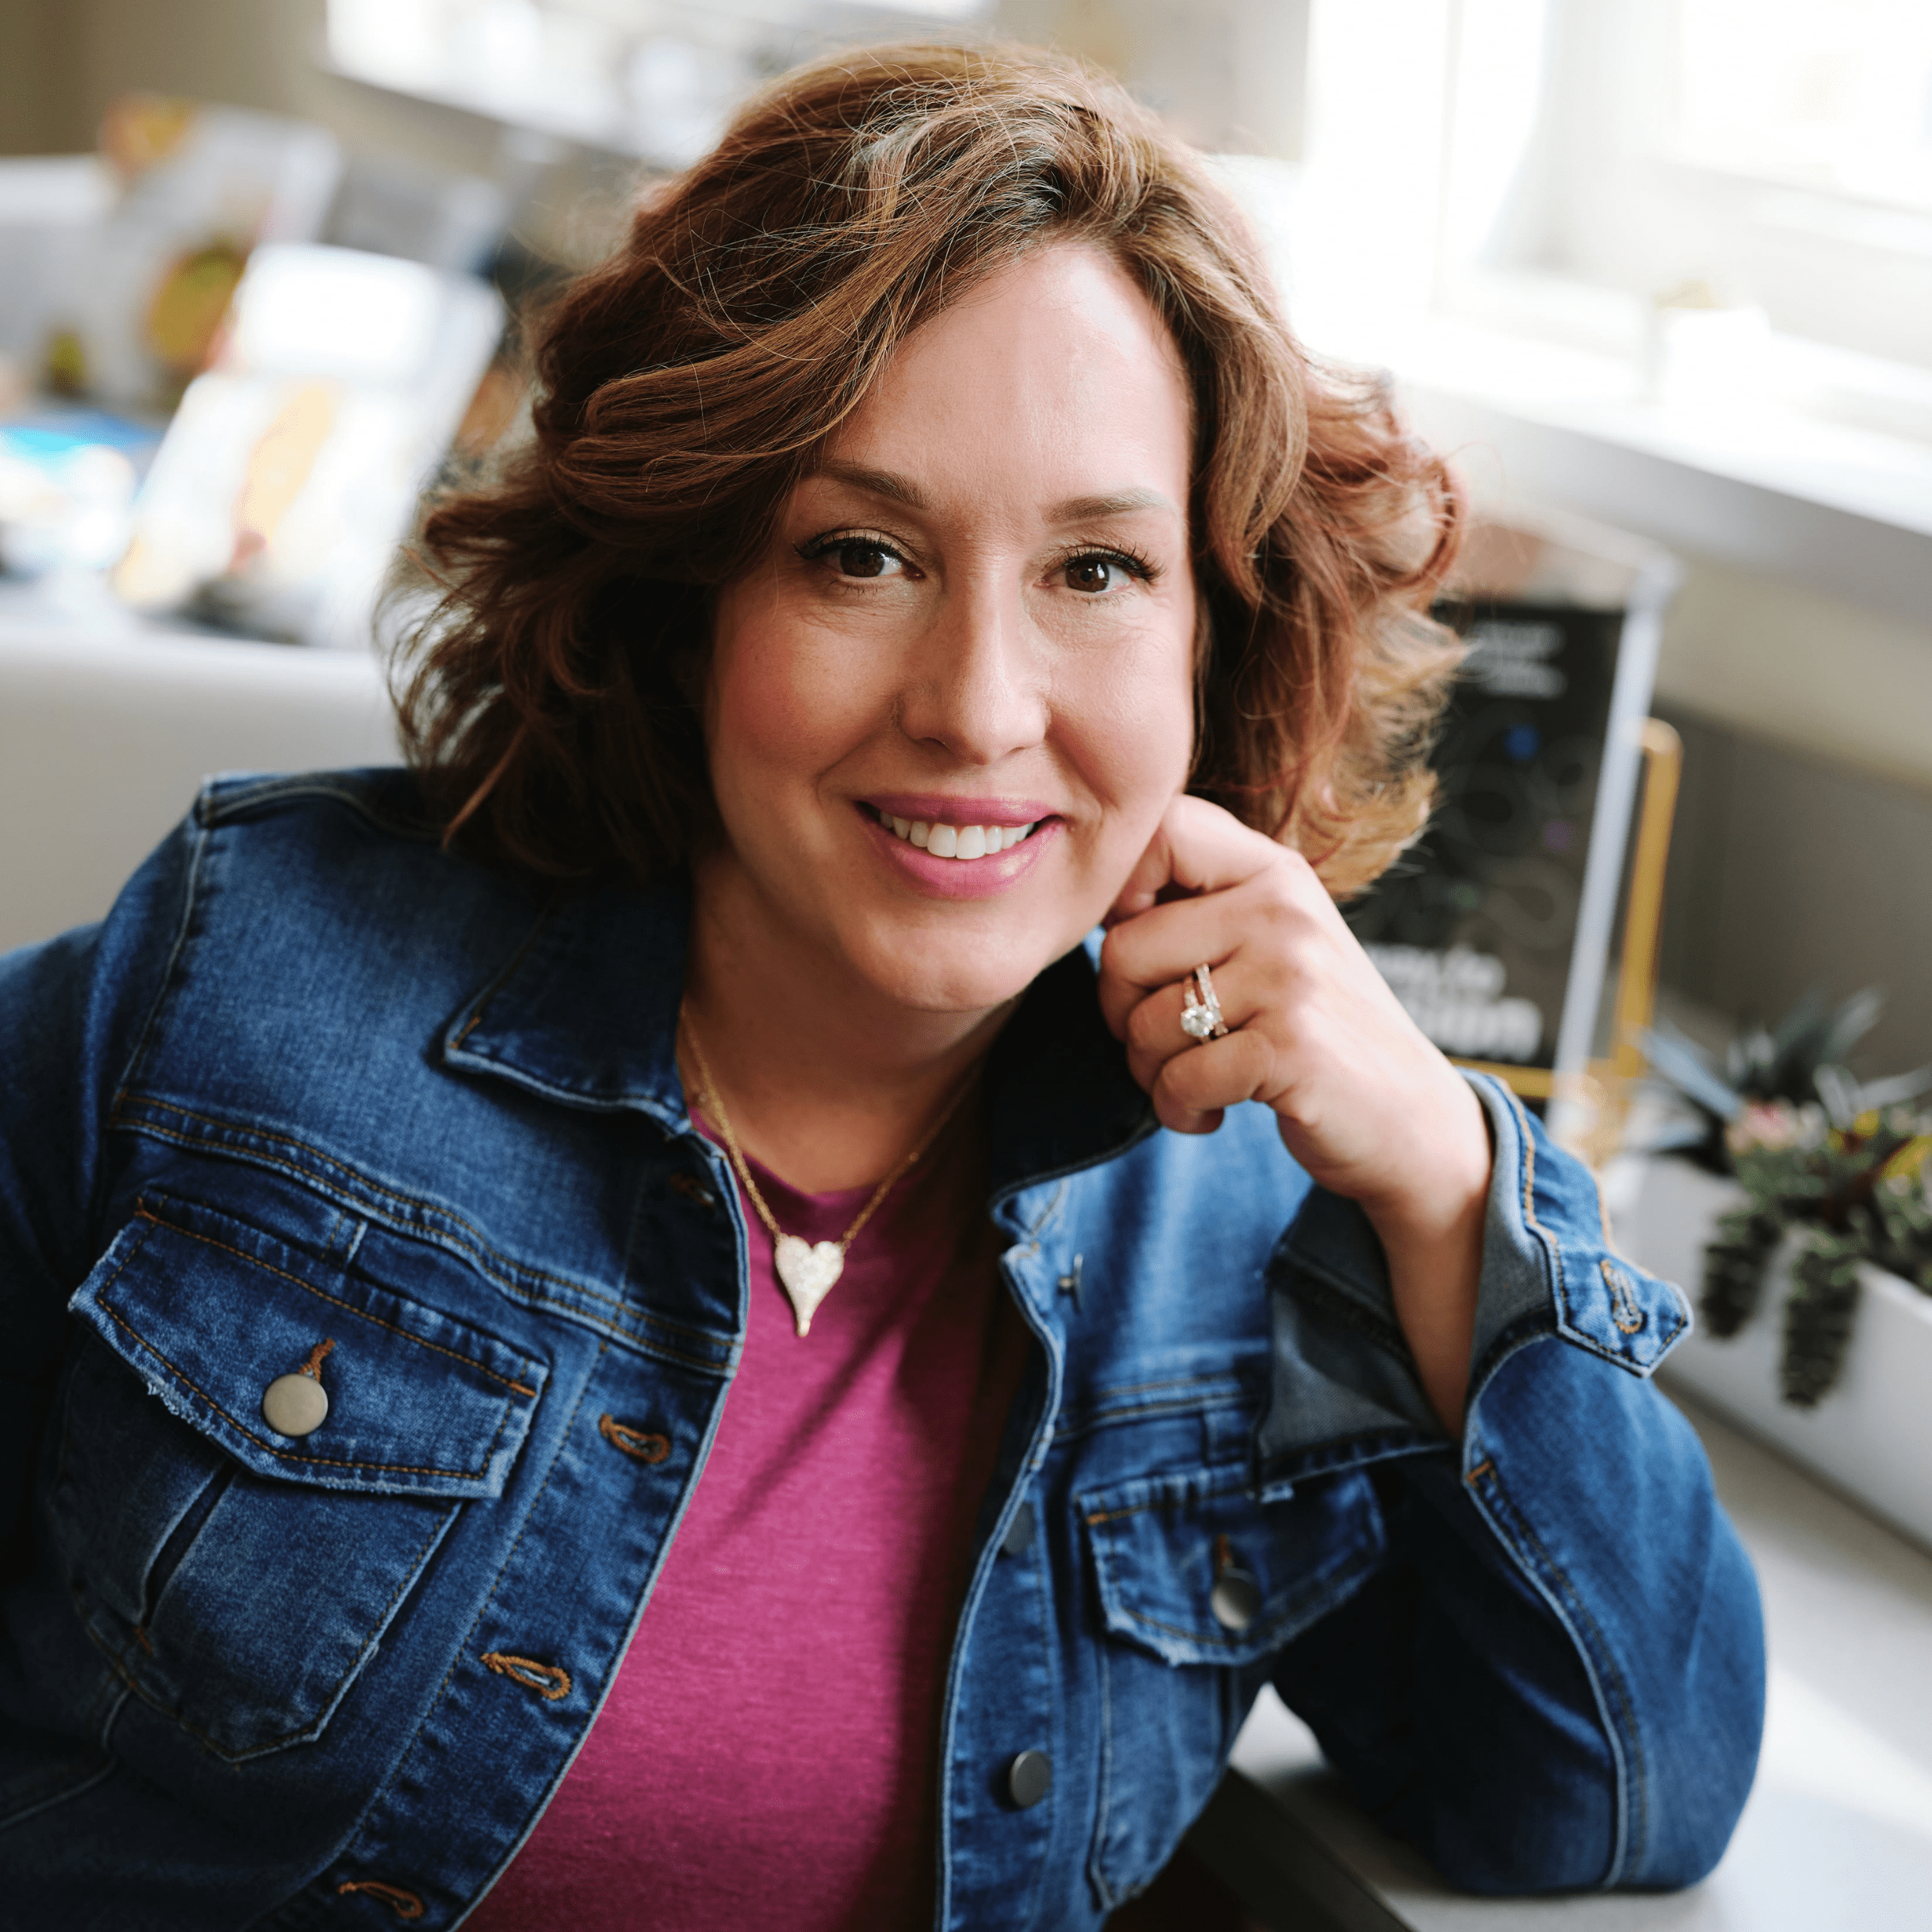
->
[88,1499,456,1759]
[598,1414,671,1464]
[452,1011,485,1046]
[116,1106,728,1359]
[1084,1491,1224,1526]
[338,1879,426,1919]
[1592,1168,1625,1258]
[300,1338,336,1380]
[91,1292,511,1482]
[131,1624,154,1655]
[131,1126,727,1373]
[1466,1458,1495,1483]
[133,1207,540,1396]
[1601,1259,1647,1334]
[481,1651,573,1701]
[417,1341,609,1723]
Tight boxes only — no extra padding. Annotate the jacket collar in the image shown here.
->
[441,874,1157,1199]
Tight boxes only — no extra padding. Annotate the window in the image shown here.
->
[1504,0,1932,369]
[1670,0,1932,211]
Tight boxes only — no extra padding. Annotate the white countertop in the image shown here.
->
[1201,1392,1932,1931]
[0,575,395,955]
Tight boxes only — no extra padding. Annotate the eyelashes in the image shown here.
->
[795,527,1162,590]
[795,529,909,580]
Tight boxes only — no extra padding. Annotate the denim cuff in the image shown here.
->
[1253,1072,1693,1493]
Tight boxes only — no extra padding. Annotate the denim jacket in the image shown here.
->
[0,771,1763,1930]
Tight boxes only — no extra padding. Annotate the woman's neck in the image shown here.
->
[679,861,1015,1194]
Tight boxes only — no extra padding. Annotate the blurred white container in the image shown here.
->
[71,100,344,409]
[1624,1152,1932,1552]
[113,243,502,649]
[0,156,116,381]
[1646,283,1774,413]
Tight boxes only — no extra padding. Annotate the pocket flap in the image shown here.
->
[1080,1464,1382,1667]
[70,1202,546,1499]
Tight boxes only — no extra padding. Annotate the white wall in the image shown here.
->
[1658,559,1932,798]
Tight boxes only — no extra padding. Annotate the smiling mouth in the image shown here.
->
[861,804,1044,861]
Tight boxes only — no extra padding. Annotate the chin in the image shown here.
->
[846,912,1084,1017]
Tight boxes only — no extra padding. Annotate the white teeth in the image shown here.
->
[880,812,1040,858]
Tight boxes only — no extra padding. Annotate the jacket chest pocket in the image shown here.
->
[1078,1460,1384,1907]
[52,1201,547,1762]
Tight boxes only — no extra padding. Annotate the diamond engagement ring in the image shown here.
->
[1179,964,1229,1043]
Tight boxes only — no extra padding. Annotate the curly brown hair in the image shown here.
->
[393,40,1464,899]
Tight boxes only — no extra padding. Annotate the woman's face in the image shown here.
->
[703,243,1198,1018]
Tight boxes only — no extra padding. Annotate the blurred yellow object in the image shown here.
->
[1611,719,1683,1082]
[229,380,340,568]
[1449,1060,1556,1100]
[42,328,87,399]
[1881,1136,1932,1183]
[144,242,247,380]
[101,94,197,180]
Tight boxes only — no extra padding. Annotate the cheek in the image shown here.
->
[705,593,876,811]
[1061,616,1197,822]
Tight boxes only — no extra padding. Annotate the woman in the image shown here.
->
[0,43,1760,1931]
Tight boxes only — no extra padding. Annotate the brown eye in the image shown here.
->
[1063,554,1124,594]
[837,542,892,578]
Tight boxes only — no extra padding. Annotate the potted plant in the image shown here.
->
[1623,991,1932,1548]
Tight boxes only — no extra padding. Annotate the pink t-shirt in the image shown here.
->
[468,1111,1026,1930]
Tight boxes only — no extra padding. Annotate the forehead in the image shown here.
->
[819,244,1193,510]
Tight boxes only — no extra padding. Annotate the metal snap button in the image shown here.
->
[999,1499,1036,1557]
[262,1373,329,1438]
[1210,1567,1262,1632]
[1006,1749,1052,1808]
[1210,1533,1262,1632]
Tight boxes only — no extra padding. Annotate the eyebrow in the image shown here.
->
[812,460,930,510]
[810,461,1178,526]
[1045,487,1178,524]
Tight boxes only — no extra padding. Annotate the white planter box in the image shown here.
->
[1622,1153,1932,1552]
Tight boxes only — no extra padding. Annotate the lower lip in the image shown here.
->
[858,808,1059,899]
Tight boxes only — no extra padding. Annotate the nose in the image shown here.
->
[894,570,1048,768]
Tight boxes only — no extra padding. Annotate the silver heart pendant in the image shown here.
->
[773,1234,845,1336]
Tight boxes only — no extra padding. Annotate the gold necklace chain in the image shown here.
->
[678,1010,975,1336]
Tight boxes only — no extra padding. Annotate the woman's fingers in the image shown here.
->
[1098,845,1332,1046]
[1103,793,1284,926]
[1119,953,1262,1090]
[1146,1026,1282,1134]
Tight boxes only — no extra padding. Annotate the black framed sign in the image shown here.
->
[1347,511,1677,1128]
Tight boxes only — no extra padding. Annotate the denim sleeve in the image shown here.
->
[1259,1075,1766,1892]
[0,816,196,1580]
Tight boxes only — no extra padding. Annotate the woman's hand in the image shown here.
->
[1096,794,1494,1434]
